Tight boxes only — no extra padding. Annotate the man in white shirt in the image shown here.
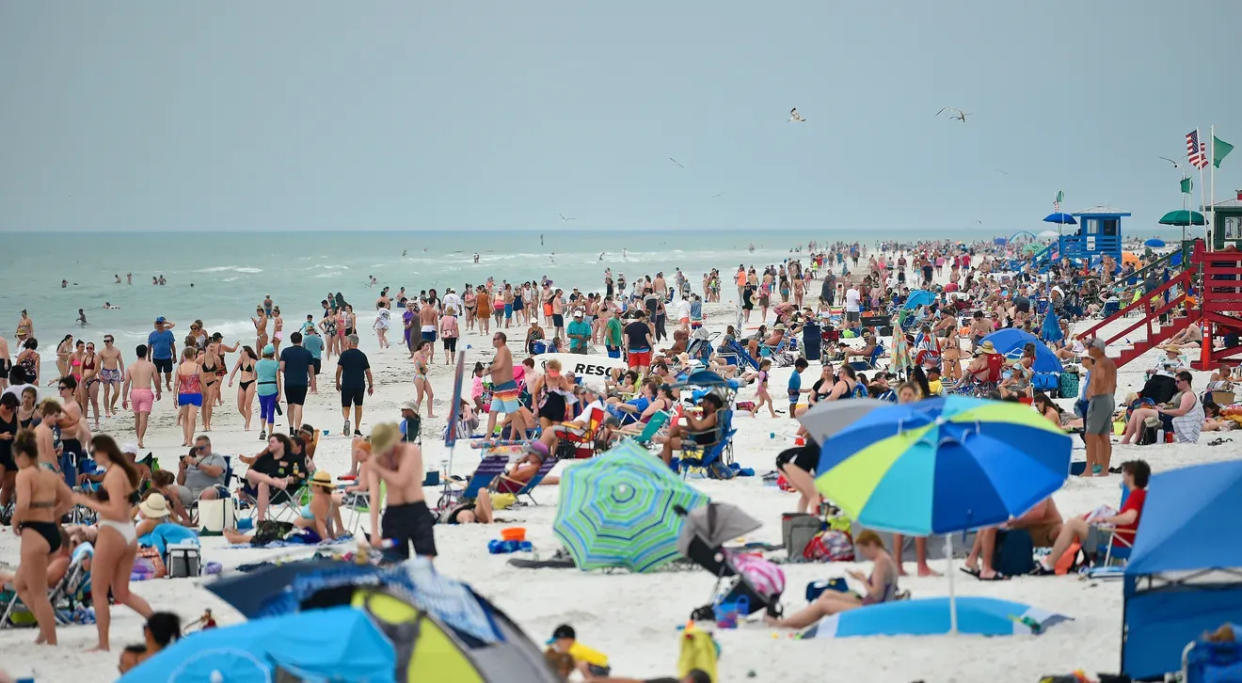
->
[442,288,462,317]
[676,297,692,332]
[844,285,861,325]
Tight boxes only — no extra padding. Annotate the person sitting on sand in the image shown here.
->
[1032,459,1149,575]
[963,496,1062,580]
[765,530,900,628]
[117,612,181,674]
[440,488,498,525]
[545,623,611,679]
[1166,323,1202,347]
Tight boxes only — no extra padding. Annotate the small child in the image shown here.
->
[751,360,777,418]
[787,357,809,418]
[926,368,943,396]
[546,624,610,678]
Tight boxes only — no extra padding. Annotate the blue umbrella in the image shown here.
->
[121,606,396,683]
[980,328,1063,373]
[1042,212,1077,225]
[1144,238,1166,248]
[800,597,1071,638]
[903,290,936,310]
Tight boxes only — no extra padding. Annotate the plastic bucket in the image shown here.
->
[500,527,526,542]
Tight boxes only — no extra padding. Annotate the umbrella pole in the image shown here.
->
[945,534,957,634]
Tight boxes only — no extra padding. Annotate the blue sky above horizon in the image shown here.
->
[1,0,1238,233]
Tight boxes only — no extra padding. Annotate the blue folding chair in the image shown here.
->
[435,454,508,511]
[497,455,559,506]
[678,409,736,478]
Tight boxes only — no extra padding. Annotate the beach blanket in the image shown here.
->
[138,523,200,556]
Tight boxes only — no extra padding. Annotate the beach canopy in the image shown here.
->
[1043,212,1077,225]
[903,290,936,310]
[1145,238,1166,248]
[1123,461,1242,680]
[800,597,1070,639]
[121,606,396,683]
[554,440,708,572]
[980,328,1063,373]
[797,398,892,446]
[814,396,1072,536]
[1158,209,1207,226]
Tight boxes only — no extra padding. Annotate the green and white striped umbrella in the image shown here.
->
[553,440,709,573]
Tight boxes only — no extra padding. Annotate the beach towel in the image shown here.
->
[138,523,200,556]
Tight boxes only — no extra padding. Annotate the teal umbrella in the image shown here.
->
[1158,210,1206,226]
[554,440,708,572]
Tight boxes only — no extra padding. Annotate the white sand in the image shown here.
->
[2,275,1236,683]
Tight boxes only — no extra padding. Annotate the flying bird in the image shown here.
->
[668,157,684,168]
[1158,156,1182,169]
[559,213,576,222]
[789,108,806,123]
[936,107,969,123]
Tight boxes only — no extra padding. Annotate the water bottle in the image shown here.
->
[1156,428,1164,444]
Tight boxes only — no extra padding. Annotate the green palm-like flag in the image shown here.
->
[1215,136,1234,168]
[1181,177,1193,194]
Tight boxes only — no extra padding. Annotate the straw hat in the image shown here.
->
[369,422,402,455]
[139,493,170,519]
[978,341,999,355]
[310,470,333,489]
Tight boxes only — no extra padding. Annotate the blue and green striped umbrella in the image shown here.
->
[554,440,708,573]
[815,396,1071,536]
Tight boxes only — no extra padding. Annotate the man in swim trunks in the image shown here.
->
[358,422,437,559]
[418,299,439,347]
[1083,337,1117,477]
[98,334,125,418]
[147,317,176,391]
[486,332,531,438]
[55,376,92,475]
[122,344,161,449]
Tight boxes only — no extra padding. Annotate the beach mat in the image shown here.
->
[507,557,576,569]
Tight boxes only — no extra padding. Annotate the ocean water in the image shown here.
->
[5,228,983,363]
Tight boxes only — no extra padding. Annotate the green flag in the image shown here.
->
[1215,135,1234,168]
[1055,190,1064,204]
[1181,176,1193,194]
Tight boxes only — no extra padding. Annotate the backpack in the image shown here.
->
[1059,371,1080,400]
[1032,372,1061,392]
[803,529,855,562]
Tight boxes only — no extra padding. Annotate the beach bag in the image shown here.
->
[1059,372,1080,400]
[782,513,821,561]
[197,498,237,534]
[1032,372,1060,393]
[250,520,295,547]
[731,553,785,599]
[803,529,855,562]
[992,529,1035,577]
[705,459,736,480]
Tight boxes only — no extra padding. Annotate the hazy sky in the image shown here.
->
[1,1,1238,233]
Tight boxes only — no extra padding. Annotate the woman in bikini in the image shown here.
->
[15,338,41,387]
[412,340,435,418]
[765,530,900,628]
[173,348,202,447]
[252,307,269,351]
[198,348,220,432]
[55,334,74,380]
[73,434,153,651]
[81,341,102,430]
[229,345,260,431]
[12,429,73,644]
[69,339,85,388]
[270,306,285,353]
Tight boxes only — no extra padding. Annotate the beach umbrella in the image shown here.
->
[1158,209,1207,226]
[1040,306,1063,345]
[1144,238,1166,248]
[814,396,1071,632]
[903,289,936,310]
[554,440,708,572]
[799,597,1071,639]
[675,501,762,556]
[120,606,396,683]
[1042,213,1076,225]
[980,328,1063,373]
[797,398,892,446]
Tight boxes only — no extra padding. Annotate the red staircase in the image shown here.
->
[1077,240,1242,370]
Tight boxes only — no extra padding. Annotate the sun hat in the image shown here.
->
[978,341,999,355]
[400,400,418,412]
[369,422,402,455]
[122,442,139,455]
[139,493,170,519]
[310,470,333,489]
[526,441,551,459]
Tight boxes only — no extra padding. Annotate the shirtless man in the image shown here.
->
[98,335,125,418]
[485,332,531,438]
[357,423,437,559]
[0,333,9,391]
[969,311,992,352]
[1083,338,1117,477]
[418,302,439,359]
[122,344,161,449]
[55,377,91,470]
[15,309,33,346]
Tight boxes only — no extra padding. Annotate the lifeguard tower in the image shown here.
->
[1058,206,1128,268]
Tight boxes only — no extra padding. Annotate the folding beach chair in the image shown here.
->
[493,454,559,506]
[679,409,736,479]
[846,344,887,373]
[434,454,508,512]
[718,339,761,371]
[1,541,93,629]
[630,411,671,448]
[554,407,605,459]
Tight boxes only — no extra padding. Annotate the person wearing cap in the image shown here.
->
[545,624,610,678]
[147,317,177,392]
[355,422,436,558]
[567,310,591,354]
[1083,337,1117,477]
[254,343,281,440]
[398,401,422,445]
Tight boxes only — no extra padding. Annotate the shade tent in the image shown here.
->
[800,597,1070,638]
[121,607,396,683]
[980,329,1064,373]
[1123,462,1242,680]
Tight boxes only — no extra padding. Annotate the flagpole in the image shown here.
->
[1211,124,1217,250]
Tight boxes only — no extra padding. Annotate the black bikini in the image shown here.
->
[19,517,62,553]
[239,362,255,391]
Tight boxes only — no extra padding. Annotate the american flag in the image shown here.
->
[1187,130,1209,169]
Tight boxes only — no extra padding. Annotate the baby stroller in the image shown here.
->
[675,502,784,620]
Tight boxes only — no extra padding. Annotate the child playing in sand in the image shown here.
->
[545,624,610,678]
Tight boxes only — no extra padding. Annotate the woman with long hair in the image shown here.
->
[228,345,260,431]
[412,340,436,418]
[12,429,73,644]
[73,435,154,651]
[173,348,201,447]
[55,334,74,381]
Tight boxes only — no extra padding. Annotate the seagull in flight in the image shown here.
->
[668,157,684,169]
[559,213,576,222]
[789,108,806,123]
[1158,156,1182,169]
[936,107,969,123]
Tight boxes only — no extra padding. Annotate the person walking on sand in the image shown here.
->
[73,435,155,651]
[279,332,314,436]
[355,423,437,559]
[439,306,460,364]
[252,307,269,352]
[11,430,73,645]
[336,334,373,437]
[172,349,202,447]
[411,341,436,418]
[418,298,439,362]
[98,334,124,418]
[147,317,176,392]
[1083,338,1116,477]
[122,345,161,448]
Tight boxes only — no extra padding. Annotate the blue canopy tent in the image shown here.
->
[121,607,396,682]
[1122,462,1242,680]
[903,289,936,310]
[980,329,1064,373]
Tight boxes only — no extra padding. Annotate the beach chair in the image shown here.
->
[846,344,887,373]
[434,454,508,512]
[493,454,559,506]
[679,409,736,479]
[718,338,761,371]
[1183,637,1242,683]
[630,411,671,448]
[556,407,605,459]
[1,542,93,629]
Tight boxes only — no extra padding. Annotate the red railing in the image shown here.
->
[1077,268,1194,346]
